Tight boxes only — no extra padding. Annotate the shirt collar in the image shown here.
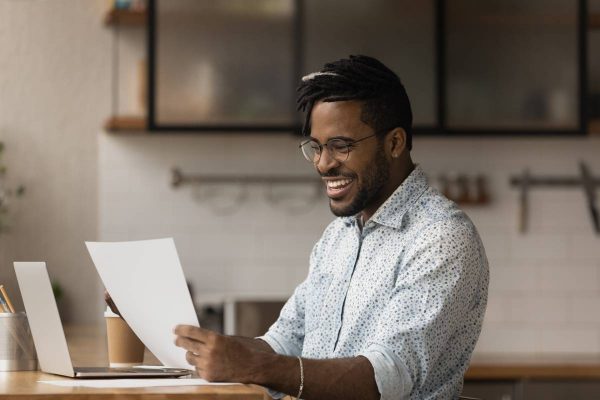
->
[342,164,429,230]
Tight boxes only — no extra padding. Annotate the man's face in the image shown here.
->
[309,100,390,217]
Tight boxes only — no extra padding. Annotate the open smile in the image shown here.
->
[324,177,355,199]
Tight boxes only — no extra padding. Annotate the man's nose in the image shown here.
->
[316,148,340,174]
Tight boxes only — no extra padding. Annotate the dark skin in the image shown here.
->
[108,100,415,399]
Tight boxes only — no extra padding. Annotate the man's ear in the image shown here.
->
[387,128,406,158]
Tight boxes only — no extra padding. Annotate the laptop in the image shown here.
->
[14,261,191,378]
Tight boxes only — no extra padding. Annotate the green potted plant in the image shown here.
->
[0,142,25,232]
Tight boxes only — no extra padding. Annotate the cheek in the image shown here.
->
[348,163,369,185]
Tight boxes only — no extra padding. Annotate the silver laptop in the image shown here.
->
[14,262,191,378]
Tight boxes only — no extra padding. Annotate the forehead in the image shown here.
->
[310,100,372,141]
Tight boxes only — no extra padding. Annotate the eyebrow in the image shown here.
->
[309,135,355,144]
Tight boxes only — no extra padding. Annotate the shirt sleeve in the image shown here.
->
[258,275,309,357]
[359,218,488,399]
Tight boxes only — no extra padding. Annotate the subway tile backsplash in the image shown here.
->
[99,134,600,355]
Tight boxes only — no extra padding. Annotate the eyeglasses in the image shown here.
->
[299,133,377,163]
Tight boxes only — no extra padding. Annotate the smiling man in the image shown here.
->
[174,55,489,399]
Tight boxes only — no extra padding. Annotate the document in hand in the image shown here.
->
[86,238,199,369]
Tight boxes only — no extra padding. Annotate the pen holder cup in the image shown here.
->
[0,312,37,371]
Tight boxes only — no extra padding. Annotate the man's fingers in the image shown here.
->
[174,324,211,342]
[185,351,202,367]
[104,290,121,317]
[174,336,205,354]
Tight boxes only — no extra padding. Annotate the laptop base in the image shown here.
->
[73,366,191,379]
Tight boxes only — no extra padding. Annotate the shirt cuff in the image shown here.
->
[360,344,413,400]
[257,330,301,357]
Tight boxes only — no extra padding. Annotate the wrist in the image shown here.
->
[248,351,294,387]
[248,350,276,385]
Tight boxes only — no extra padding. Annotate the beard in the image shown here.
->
[329,147,390,217]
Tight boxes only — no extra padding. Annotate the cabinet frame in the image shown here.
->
[144,0,588,136]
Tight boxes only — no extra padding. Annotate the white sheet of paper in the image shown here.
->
[38,379,237,388]
[86,238,199,369]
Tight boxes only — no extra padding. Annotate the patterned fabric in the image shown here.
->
[260,165,489,399]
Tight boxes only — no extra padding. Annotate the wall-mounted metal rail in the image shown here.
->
[171,168,320,188]
[170,168,322,215]
[510,162,600,234]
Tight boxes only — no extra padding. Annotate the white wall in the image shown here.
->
[99,134,600,355]
[0,0,109,323]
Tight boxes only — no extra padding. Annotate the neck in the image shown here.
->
[360,157,415,223]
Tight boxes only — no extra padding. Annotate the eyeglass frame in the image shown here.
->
[298,132,379,164]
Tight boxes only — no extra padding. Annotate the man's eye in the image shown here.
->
[329,141,350,152]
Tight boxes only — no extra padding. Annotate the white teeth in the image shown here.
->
[327,179,352,189]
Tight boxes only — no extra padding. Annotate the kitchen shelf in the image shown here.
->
[104,116,147,133]
[590,13,600,29]
[104,8,147,26]
[589,119,600,135]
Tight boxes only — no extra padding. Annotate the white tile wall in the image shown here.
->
[475,323,541,354]
[99,134,600,355]
[540,328,600,354]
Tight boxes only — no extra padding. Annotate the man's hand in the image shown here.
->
[104,290,121,317]
[174,325,264,383]
[174,325,379,399]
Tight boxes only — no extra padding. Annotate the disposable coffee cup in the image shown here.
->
[105,307,145,367]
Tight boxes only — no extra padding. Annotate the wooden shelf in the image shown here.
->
[589,119,600,135]
[590,13,600,29]
[104,116,147,133]
[104,8,147,27]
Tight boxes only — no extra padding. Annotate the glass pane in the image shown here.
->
[304,0,436,127]
[155,0,295,126]
[446,0,579,130]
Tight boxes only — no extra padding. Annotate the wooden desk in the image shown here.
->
[466,354,600,380]
[0,325,267,399]
[0,372,266,399]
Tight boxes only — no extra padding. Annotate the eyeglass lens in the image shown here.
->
[301,139,351,163]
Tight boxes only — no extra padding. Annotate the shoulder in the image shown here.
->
[405,187,484,255]
[400,189,489,294]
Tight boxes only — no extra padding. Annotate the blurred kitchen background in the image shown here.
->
[1,0,600,397]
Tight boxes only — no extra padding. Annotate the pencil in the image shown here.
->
[0,285,15,313]
[0,295,8,313]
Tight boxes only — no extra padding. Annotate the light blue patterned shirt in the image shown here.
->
[260,165,489,399]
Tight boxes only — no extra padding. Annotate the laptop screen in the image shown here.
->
[14,262,75,377]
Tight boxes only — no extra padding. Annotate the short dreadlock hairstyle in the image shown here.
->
[297,55,413,151]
